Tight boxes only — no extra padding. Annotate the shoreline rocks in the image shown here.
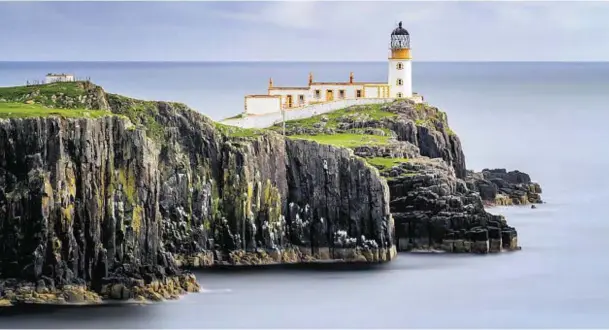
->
[378,158,521,254]
[466,168,543,206]
[176,245,397,268]
[0,273,200,307]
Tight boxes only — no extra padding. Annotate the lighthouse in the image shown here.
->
[235,21,423,120]
[388,21,412,98]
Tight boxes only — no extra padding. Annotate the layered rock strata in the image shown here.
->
[376,158,519,254]
[466,168,543,206]
[272,99,542,254]
[0,84,396,306]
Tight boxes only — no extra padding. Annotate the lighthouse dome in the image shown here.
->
[391,21,409,36]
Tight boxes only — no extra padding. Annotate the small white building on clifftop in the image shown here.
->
[243,22,423,117]
[45,73,75,84]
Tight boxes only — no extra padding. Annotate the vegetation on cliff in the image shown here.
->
[291,133,391,148]
[0,102,111,119]
[0,81,542,308]
[268,99,542,253]
[0,82,110,110]
[0,82,396,307]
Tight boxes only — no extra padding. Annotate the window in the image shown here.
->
[397,79,403,86]
[396,62,403,70]
[356,89,362,98]
[396,92,403,98]
[315,90,321,98]
[299,94,305,104]
[339,90,345,99]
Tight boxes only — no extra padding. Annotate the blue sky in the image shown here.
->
[1,1,608,61]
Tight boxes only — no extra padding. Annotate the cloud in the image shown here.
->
[487,1,609,32]
[210,1,451,35]
[209,1,320,30]
[1,1,608,61]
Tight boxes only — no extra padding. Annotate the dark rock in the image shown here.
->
[466,168,543,205]
[0,88,396,304]
[383,158,521,253]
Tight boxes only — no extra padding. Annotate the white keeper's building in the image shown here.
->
[45,73,75,84]
[243,22,423,116]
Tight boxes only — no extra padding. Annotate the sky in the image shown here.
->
[0,1,608,62]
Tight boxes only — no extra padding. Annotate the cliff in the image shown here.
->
[270,99,543,253]
[0,83,395,306]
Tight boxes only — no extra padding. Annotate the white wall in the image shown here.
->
[309,84,365,103]
[45,75,75,84]
[388,59,412,98]
[245,97,282,115]
[269,88,311,108]
[364,86,391,98]
[269,84,372,107]
[222,98,396,129]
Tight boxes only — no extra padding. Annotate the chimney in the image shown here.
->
[308,72,313,86]
[269,77,273,89]
[349,72,354,84]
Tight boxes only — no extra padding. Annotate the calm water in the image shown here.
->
[1,62,608,328]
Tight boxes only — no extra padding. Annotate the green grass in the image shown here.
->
[273,103,397,132]
[364,157,410,170]
[106,94,166,141]
[0,102,111,119]
[214,122,266,138]
[290,133,390,148]
[0,82,86,100]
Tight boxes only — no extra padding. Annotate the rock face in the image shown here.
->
[0,85,395,306]
[272,99,542,254]
[466,168,543,205]
[378,159,518,254]
[381,102,467,179]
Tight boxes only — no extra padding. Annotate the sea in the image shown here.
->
[0,61,608,328]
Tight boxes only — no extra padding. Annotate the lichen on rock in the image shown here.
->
[0,83,396,306]
[270,99,542,254]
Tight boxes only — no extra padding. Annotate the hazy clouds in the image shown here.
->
[1,1,607,61]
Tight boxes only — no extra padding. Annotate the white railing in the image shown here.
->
[221,98,396,129]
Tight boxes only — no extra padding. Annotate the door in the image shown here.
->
[287,95,293,108]
[326,90,334,102]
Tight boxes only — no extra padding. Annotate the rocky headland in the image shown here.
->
[0,82,395,307]
[268,100,543,253]
[0,82,543,307]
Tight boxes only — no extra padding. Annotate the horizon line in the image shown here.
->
[1,60,608,63]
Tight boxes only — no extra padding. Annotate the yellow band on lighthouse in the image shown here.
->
[390,49,411,60]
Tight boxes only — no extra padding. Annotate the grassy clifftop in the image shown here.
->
[0,82,112,119]
[0,82,110,110]
[0,82,459,174]
[0,82,194,143]
[267,99,460,174]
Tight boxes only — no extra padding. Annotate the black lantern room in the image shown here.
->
[390,21,410,49]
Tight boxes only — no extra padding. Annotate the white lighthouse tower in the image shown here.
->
[388,22,412,98]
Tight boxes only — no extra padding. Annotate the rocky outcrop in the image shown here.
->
[381,102,467,179]
[466,169,543,206]
[272,99,542,254]
[375,158,519,253]
[0,87,395,306]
